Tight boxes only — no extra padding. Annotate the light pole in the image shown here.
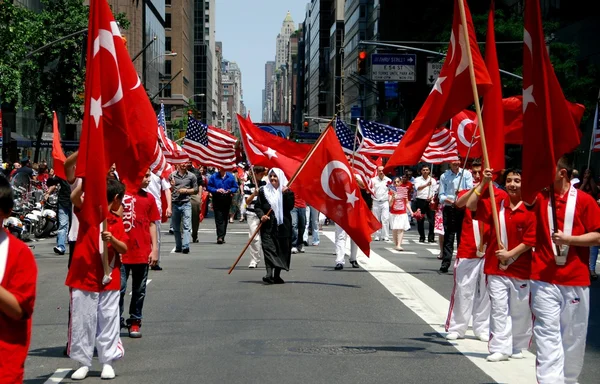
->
[143,52,177,90]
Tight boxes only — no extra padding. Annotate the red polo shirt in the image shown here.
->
[531,189,600,286]
[122,190,160,264]
[457,190,490,260]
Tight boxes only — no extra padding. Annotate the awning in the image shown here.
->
[9,133,33,147]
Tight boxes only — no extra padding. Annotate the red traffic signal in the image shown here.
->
[357,51,367,75]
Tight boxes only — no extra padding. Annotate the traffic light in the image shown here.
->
[303,121,309,133]
[357,51,367,76]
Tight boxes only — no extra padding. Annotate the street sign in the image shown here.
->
[41,132,53,141]
[371,54,416,82]
[426,62,444,85]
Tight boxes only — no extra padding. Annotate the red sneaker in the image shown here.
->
[129,323,142,338]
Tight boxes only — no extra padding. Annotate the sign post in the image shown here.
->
[371,54,416,82]
[426,62,444,85]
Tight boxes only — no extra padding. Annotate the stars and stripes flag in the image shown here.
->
[335,117,376,194]
[592,97,600,152]
[420,128,459,164]
[184,116,237,170]
[157,104,188,164]
[357,119,405,157]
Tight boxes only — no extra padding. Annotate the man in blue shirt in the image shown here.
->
[438,158,473,273]
[207,167,239,244]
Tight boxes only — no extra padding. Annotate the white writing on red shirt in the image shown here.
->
[122,194,137,233]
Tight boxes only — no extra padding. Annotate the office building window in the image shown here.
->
[162,84,172,98]
[165,37,171,52]
[205,1,209,10]
[165,13,171,28]
[165,60,172,75]
[166,0,171,5]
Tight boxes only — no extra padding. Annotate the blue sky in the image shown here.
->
[216,0,307,120]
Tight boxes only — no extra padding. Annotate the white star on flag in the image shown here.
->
[523,85,536,113]
[346,190,359,207]
[265,147,277,159]
[431,76,446,95]
[90,96,102,127]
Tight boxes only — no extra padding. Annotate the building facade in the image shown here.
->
[193,0,215,126]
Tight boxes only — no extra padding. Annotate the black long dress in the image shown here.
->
[255,188,295,271]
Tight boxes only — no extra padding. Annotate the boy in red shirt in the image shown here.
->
[0,177,38,384]
[120,170,160,338]
[66,178,128,380]
[529,157,600,384]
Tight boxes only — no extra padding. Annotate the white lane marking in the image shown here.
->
[129,279,152,296]
[385,247,417,255]
[170,246,177,254]
[322,232,537,384]
[427,248,456,256]
[43,368,71,383]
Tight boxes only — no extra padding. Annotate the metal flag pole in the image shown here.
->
[587,89,600,170]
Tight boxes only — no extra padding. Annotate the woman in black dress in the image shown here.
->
[254,168,295,284]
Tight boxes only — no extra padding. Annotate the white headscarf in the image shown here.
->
[263,168,288,225]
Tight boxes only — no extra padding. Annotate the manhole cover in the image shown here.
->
[288,346,377,355]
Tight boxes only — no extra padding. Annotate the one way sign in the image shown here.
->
[426,62,444,85]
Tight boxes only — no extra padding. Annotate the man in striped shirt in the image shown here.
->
[243,166,267,268]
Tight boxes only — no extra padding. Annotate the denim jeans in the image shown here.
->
[590,246,599,272]
[308,206,320,244]
[56,204,70,252]
[119,263,149,325]
[171,202,191,250]
[291,207,306,249]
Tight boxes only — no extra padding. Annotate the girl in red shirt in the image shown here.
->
[389,177,413,251]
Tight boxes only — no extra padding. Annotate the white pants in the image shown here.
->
[68,289,124,367]
[487,275,532,355]
[304,208,309,243]
[155,220,162,263]
[372,200,390,239]
[247,212,263,264]
[445,258,490,338]
[334,224,357,265]
[531,280,589,384]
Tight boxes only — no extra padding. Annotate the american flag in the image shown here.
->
[335,117,376,194]
[150,142,173,179]
[157,104,189,164]
[592,98,600,152]
[421,128,459,164]
[184,116,237,170]
[357,119,405,156]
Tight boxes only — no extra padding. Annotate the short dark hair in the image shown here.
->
[0,177,14,215]
[107,178,125,203]
[419,164,430,171]
[471,158,482,167]
[504,168,522,178]
[253,166,266,174]
[557,156,574,179]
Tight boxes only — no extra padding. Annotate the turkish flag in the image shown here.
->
[51,111,67,181]
[293,126,381,256]
[385,0,491,170]
[483,2,505,172]
[237,114,311,180]
[449,109,481,158]
[522,0,583,203]
[76,0,157,192]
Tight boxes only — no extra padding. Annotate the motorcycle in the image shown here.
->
[34,194,58,238]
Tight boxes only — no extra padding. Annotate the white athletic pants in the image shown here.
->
[246,212,263,264]
[304,207,309,243]
[445,258,490,338]
[372,200,390,239]
[334,224,357,265]
[68,289,124,367]
[155,220,162,263]
[487,275,532,355]
[530,280,589,384]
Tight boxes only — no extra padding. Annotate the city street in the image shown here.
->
[23,221,600,384]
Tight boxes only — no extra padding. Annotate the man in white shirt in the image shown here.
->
[145,173,172,270]
[371,166,391,241]
[414,164,438,243]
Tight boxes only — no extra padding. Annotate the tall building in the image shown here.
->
[263,61,275,121]
[276,12,295,68]
[328,0,345,119]
[214,41,224,127]
[193,0,216,126]
[222,60,243,134]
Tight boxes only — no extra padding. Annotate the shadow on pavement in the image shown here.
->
[28,345,67,358]
[238,280,361,288]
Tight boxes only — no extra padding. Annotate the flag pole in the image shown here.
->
[587,89,600,170]
[457,0,503,251]
[350,117,360,172]
[228,116,337,274]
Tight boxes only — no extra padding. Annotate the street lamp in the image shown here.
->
[147,52,177,65]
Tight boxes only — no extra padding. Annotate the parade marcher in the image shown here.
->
[444,161,490,343]
[291,190,307,254]
[228,171,242,223]
[528,157,600,384]
[0,177,38,384]
[389,176,413,251]
[414,164,438,243]
[438,158,473,273]
[170,164,198,253]
[254,168,294,284]
[145,172,172,271]
[306,206,320,246]
[46,174,72,256]
[207,167,239,244]
[120,170,160,338]
[67,178,128,380]
[371,166,391,241]
[244,166,267,268]
[186,161,204,243]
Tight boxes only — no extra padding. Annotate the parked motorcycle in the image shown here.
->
[34,193,58,238]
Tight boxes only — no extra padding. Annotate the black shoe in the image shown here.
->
[334,263,343,270]
[262,276,274,284]
[350,261,359,269]
[217,238,223,244]
[175,248,182,253]
[169,229,174,234]
[591,271,598,281]
[63,343,69,356]
[439,266,449,273]
[192,238,199,243]
[274,277,285,284]
[182,248,189,254]
[419,238,426,243]
[151,265,163,271]
[303,241,309,246]
[428,238,435,243]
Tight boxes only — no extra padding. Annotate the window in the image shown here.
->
[165,13,171,28]
[165,60,172,75]
[165,37,171,52]
[166,0,171,5]
[205,1,209,10]
[205,14,209,23]
[162,84,172,98]
[205,27,209,36]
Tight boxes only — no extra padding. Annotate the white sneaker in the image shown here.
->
[486,352,509,362]
[248,261,257,269]
[445,332,462,340]
[291,247,298,254]
[478,334,490,342]
[383,237,390,242]
[71,365,90,380]
[373,237,380,241]
[101,363,116,379]
[511,351,524,359]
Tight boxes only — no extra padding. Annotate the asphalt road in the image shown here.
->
[23,221,600,384]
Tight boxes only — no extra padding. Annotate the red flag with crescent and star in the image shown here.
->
[384,0,491,171]
[293,126,381,257]
[237,114,312,180]
[75,0,157,193]
[449,109,481,158]
[522,0,582,203]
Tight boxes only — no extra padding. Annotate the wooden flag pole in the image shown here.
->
[228,116,336,274]
[101,219,112,284]
[457,0,503,251]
